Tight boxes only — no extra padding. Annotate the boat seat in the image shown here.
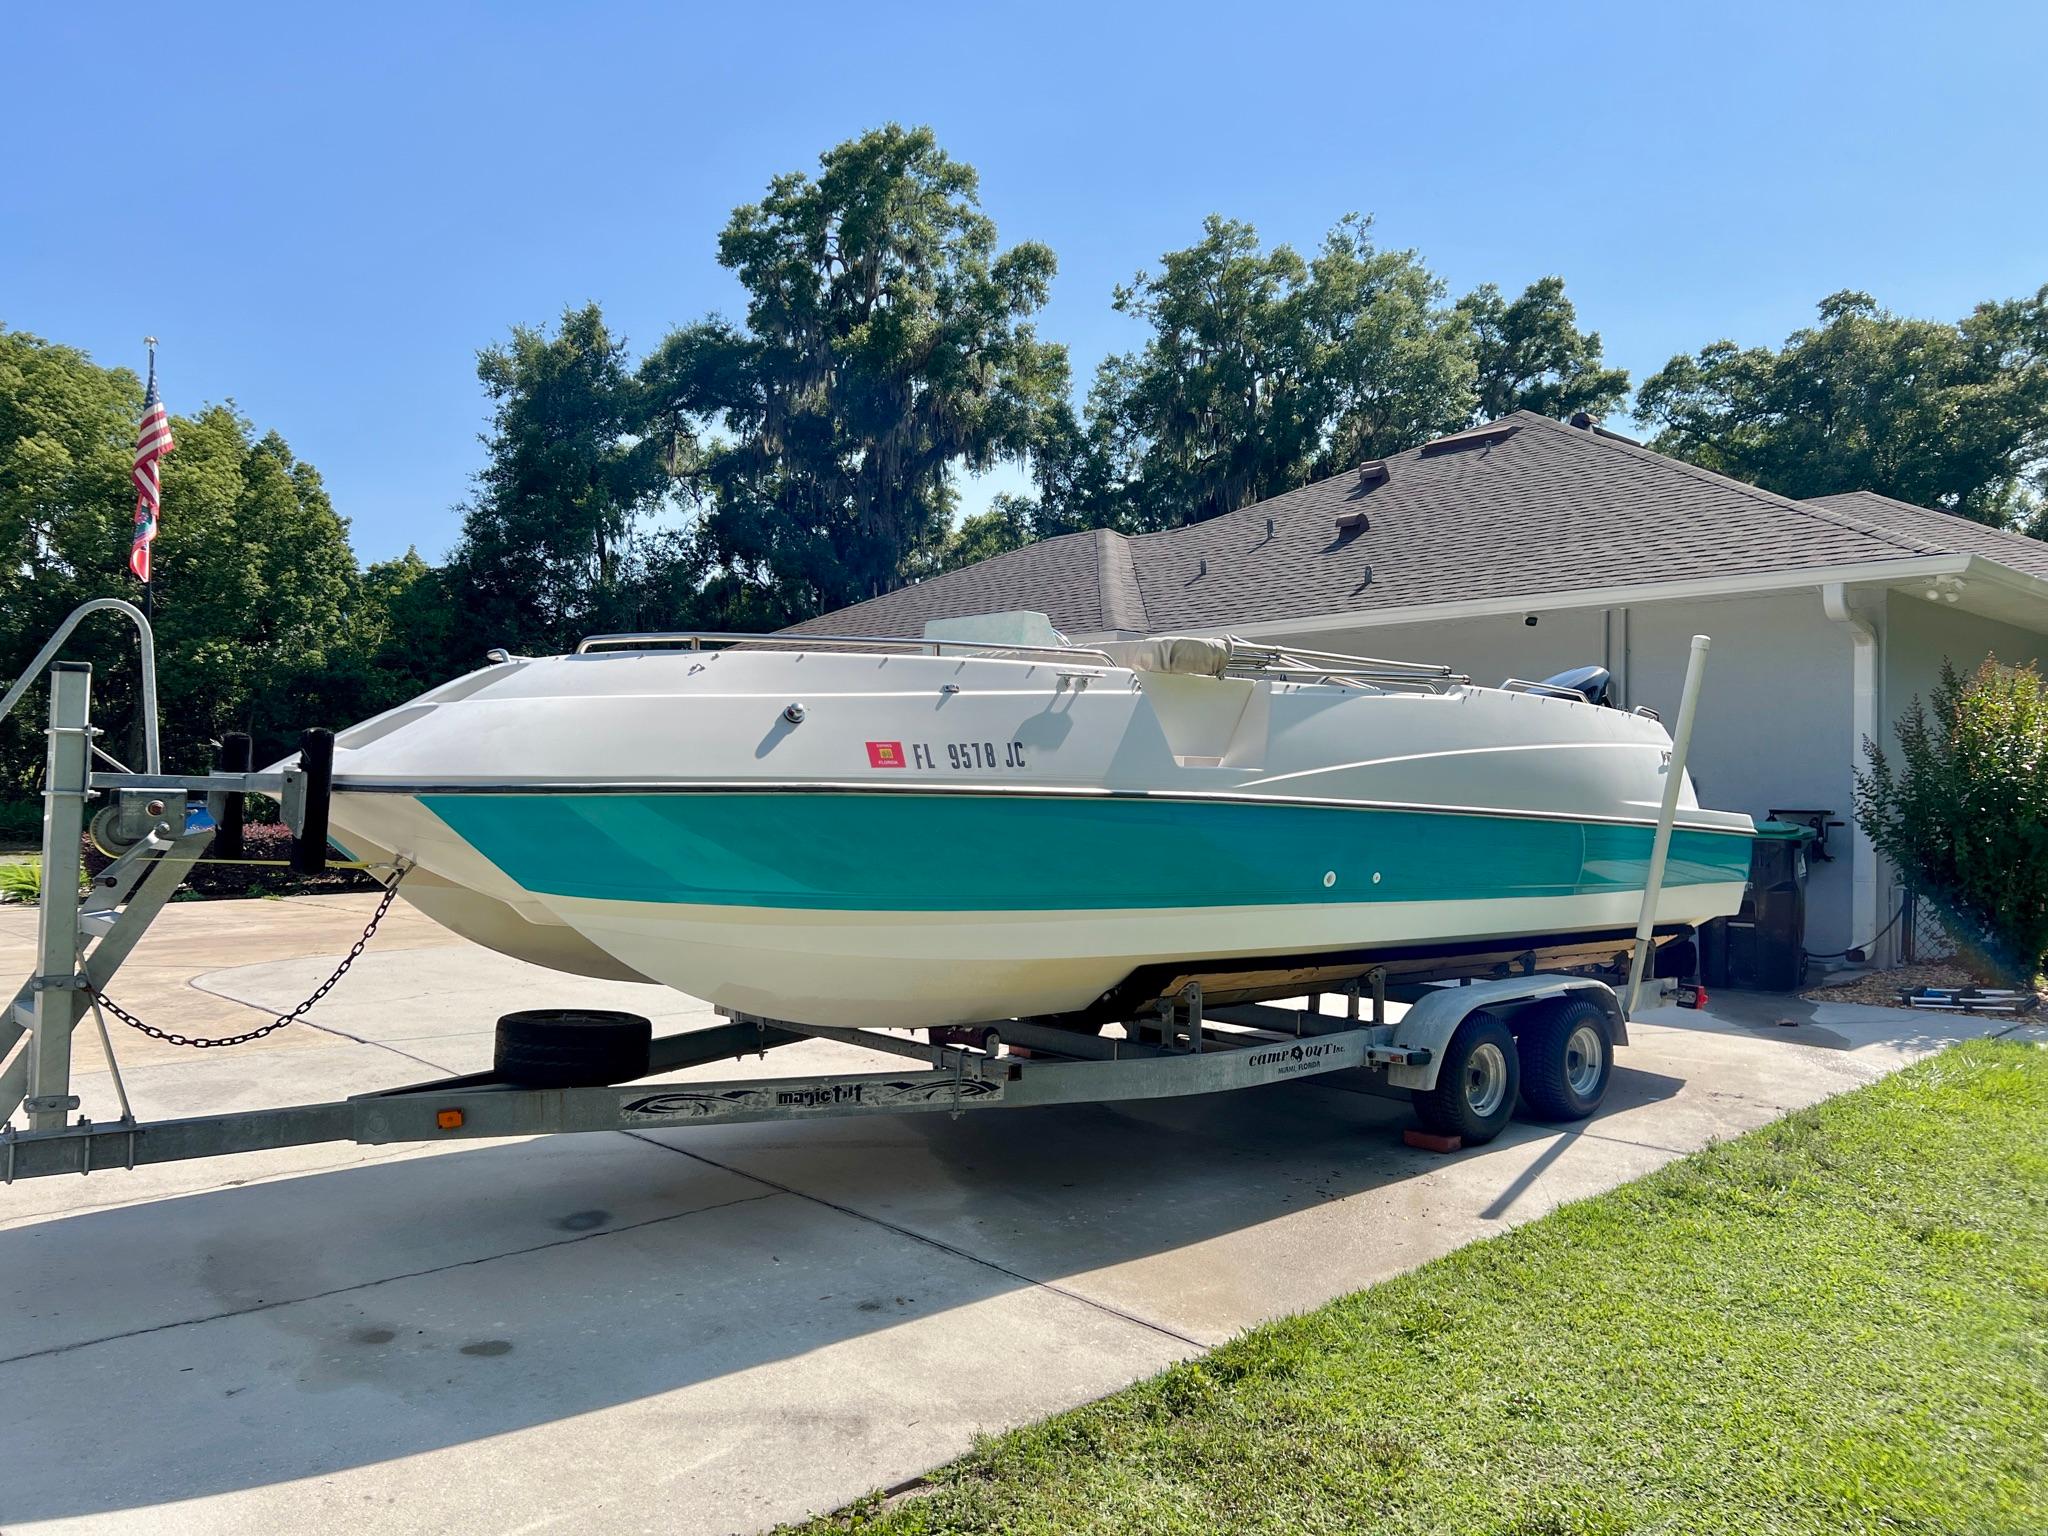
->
[1095,635,1233,678]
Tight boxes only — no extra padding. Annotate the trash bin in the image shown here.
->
[1700,819,1817,991]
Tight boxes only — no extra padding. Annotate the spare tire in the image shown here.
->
[494,1009,652,1087]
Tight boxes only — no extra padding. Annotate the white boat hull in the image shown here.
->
[321,642,1756,1027]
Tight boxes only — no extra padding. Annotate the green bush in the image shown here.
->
[1855,656,2048,981]
[0,856,90,905]
[0,799,41,845]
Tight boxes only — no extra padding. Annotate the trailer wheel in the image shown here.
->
[1515,998,1612,1122]
[1413,1011,1518,1144]
[495,1010,652,1088]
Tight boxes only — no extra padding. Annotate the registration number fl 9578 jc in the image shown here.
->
[867,739,1029,771]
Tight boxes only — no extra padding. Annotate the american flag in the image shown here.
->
[130,349,175,583]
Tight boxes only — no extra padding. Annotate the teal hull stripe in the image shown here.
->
[419,791,1752,913]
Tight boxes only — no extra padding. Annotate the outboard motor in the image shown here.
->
[1539,664,1616,708]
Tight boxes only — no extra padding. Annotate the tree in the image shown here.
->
[639,125,1069,625]
[1855,657,2048,981]
[1634,288,2048,527]
[932,493,1039,574]
[1,327,141,791]
[1306,218,1477,476]
[1457,277,1629,424]
[1070,215,1473,531]
[350,548,466,700]
[1086,216,1321,529]
[446,303,669,654]
[0,327,372,787]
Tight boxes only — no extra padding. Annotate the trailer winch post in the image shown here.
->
[289,728,334,875]
[217,732,252,861]
[1625,634,1711,1017]
[26,662,92,1131]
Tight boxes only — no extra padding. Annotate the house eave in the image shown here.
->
[1198,556,1984,640]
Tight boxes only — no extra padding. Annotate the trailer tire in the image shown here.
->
[1515,998,1612,1122]
[495,1010,652,1088]
[1413,1011,1518,1144]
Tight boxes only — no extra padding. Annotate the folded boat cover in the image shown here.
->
[1095,635,1233,677]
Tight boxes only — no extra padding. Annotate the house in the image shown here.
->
[796,411,2048,965]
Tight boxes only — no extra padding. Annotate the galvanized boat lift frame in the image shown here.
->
[0,605,1708,1184]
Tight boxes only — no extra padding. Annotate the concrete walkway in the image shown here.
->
[0,894,2025,1535]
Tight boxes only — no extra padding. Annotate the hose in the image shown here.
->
[1803,895,1907,962]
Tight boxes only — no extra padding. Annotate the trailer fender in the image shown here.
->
[1385,977,1627,1092]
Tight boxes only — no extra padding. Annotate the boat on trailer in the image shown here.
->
[1,601,1741,1176]
[320,617,1755,1031]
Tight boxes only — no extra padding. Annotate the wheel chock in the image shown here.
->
[1403,1128,1463,1154]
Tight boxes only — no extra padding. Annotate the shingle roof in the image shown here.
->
[1803,490,2048,583]
[799,412,2039,638]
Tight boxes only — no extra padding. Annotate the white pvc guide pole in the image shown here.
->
[1625,634,1711,1017]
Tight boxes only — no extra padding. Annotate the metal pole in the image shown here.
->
[0,598,159,774]
[218,732,252,859]
[290,728,334,874]
[1625,634,1711,1017]
[28,662,92,1132]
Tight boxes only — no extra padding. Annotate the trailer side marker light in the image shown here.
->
[436,1109,464,1130]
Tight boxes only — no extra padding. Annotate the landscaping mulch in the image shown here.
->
[1803,962,2040,1015]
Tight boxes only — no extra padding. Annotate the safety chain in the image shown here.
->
[94,867,408,1049]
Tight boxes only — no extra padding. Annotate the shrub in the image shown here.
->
[0,856,90,905]
[0,799,42,846]
[1855,656,2048,981]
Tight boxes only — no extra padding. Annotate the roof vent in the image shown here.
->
[1334,510,1369,534]
[1357,459,1389,486]
[1419,422,1522,456]
[1566,410,1642,446]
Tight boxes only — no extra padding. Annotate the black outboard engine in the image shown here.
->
[1539,664,1615,707]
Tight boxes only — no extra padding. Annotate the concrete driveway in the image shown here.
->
[0,893,2024,1535]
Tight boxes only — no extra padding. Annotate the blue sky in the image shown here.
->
[5,1,2044,564]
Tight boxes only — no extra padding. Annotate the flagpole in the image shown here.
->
[139,337,156,623]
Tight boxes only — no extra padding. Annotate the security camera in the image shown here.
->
[1523,614,1539,627]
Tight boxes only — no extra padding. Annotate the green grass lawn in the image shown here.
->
[796,1038,2047,1536]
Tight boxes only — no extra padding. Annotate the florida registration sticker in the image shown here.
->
[866,740,906,768]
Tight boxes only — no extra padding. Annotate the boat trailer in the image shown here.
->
[1,601,1712,1184]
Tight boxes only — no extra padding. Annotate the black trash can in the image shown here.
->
[1701,820,1817,991]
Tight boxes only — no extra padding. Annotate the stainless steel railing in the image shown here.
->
[1222,639,1469,693]
[574,630,1114,664]
[573,628,1471,692]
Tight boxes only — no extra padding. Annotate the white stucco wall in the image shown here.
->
[1884,591,2048,709]
[1624,596,1857,953]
